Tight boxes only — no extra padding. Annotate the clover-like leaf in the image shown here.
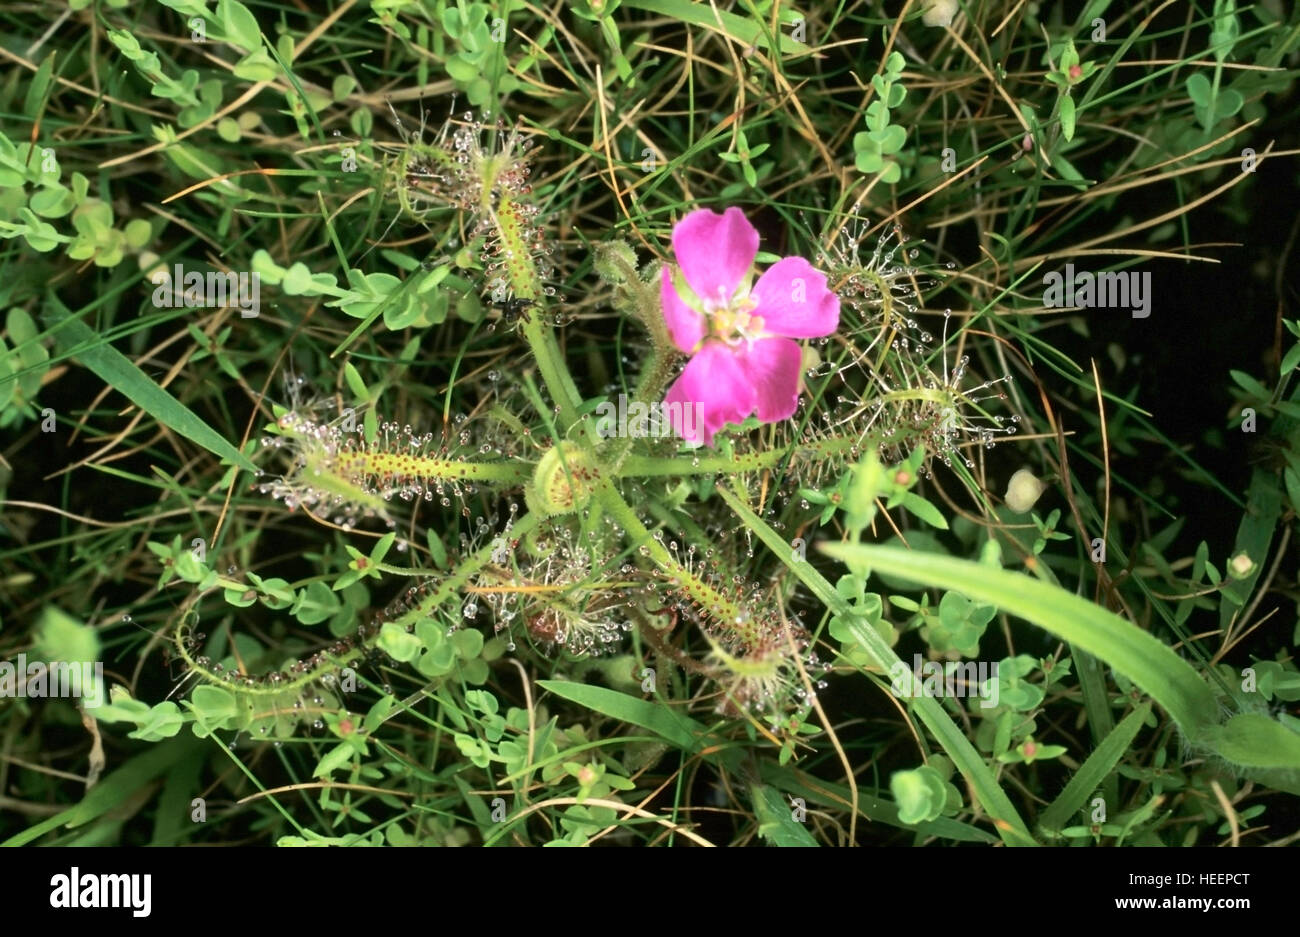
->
[217,0,264,52]
[377,621,422,663]
[1059,94,1076,141]
[891,765,948,824]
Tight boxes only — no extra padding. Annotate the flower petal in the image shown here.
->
[664,342,756,446]
[661,266,706,354]
[672,207,759,304]
[735,337,803,422]
[750,256,840,338]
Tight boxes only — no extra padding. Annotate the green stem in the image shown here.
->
[619,434,862,477]
[626,261,678,403]
[491,192,583,432]
[522,316,583,432]
[602,257,681,468]
[592,476,766,650]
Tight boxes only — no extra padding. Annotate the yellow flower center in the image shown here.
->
[708,295,765,344]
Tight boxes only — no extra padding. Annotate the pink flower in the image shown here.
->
[661,207,840,446]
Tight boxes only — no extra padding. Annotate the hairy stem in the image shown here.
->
[592,475,766,650]
[492,193,583,432]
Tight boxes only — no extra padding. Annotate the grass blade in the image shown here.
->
[823,544,1221,735]
[3,736,203,846]
[751,784,819,846]
[45,311,257,473]
[537,680,707,751]
[1038,701,1151,837]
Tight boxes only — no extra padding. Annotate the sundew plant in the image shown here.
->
[2,0,1300,849]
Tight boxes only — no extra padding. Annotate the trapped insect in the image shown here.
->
[489,296,537,327]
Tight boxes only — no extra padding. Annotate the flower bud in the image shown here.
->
[922,0,958,27]
[593,239,638,285]
[1004,468,1047,513]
